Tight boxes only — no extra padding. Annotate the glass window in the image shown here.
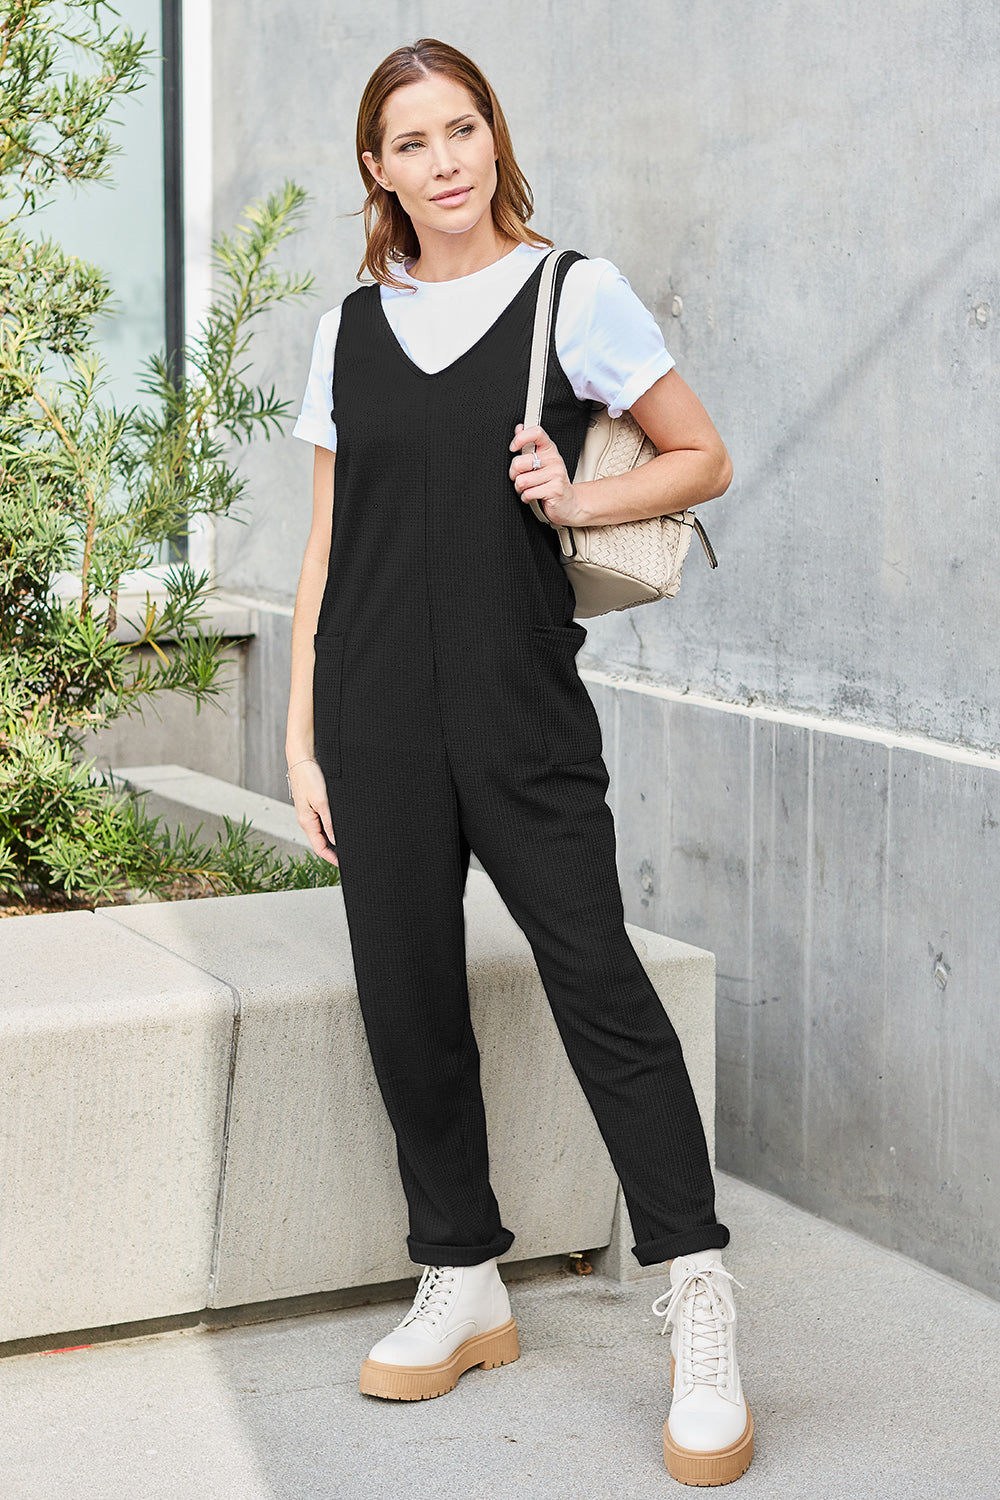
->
[27,0,185,562]
[27,0,169,409]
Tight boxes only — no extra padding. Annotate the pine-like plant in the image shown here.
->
[0,0,333,905]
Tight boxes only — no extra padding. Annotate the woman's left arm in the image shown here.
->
[510,368,733,527]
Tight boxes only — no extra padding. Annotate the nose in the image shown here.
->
[429,140,460,178]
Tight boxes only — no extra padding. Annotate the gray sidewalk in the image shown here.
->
[4,1171,998,1500]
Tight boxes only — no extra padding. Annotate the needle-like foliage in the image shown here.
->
[0,1,330,904]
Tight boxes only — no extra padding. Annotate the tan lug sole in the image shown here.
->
[663,1353,754,1486]
[358,1316,520,1401]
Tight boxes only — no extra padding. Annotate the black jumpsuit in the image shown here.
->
[312,251,729,1268]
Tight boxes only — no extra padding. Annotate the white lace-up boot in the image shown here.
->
[652,1249,754,1486]
[359,1258,519,1400]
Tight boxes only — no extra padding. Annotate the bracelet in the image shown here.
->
[285,756,318,799]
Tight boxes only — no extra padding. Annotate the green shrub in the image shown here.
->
[0,0,331,905]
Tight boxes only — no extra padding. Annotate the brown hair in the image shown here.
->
[355,38,552,288]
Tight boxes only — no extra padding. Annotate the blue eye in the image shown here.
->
[396,122,474,154]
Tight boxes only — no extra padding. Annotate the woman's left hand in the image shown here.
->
[509,423,585,526]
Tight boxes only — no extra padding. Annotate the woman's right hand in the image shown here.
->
[289,758,339,866]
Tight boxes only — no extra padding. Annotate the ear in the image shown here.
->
[362,149,394,193]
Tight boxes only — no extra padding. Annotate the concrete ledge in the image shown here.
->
[0,912,235,1343]
[54,575,258,645]
[0,871,715,1342]
[111,764,310,862]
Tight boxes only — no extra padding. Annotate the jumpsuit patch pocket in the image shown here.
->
[312,632,345,778]
[531,622,604,767]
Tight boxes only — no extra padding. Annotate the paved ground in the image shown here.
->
[4,1171,999,1500]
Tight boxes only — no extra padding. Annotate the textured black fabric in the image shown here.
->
[313,251,729,1266]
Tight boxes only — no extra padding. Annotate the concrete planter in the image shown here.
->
[0,873,715,1345]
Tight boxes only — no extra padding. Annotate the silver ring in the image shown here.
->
[530,453,542,471]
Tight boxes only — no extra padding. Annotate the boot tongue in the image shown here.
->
[661,1258,737,1382]
[670,1249,723,1284]
[688,1282,726,1380]
[400,1266,455,1328]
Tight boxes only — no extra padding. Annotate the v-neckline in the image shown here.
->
[371,253,547,382]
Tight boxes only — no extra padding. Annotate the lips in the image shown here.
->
[431,186,472,205]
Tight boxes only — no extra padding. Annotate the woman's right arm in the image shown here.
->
[285,444,338,865]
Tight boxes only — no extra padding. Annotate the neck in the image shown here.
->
[408,221,518,284]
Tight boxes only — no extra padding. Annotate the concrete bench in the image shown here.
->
[0,873,715,1345]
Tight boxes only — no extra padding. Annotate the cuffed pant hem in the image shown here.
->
[407,1227,516,1268]
[632,1222,731,1267]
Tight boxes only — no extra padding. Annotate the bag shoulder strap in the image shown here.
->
[524,249,570,437]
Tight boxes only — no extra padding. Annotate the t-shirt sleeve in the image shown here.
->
[291,305,342,451]
[555,258,675,419]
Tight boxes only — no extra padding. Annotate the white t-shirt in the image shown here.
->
[292,243,674,453]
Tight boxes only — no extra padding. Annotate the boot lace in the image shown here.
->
[651,1263,743,1386]
[398,1266,457,1330]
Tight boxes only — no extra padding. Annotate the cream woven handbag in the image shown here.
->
[523,250,718,618]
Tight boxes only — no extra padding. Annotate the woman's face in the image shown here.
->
[363,73,499,244]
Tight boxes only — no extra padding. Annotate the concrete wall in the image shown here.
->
[210,0,999,754]
[197,1,1000,1293]
[588,673,1000,1300]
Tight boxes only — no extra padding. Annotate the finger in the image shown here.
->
[312,833,338,863]
[513,454,563,489]
[509,452,549,482]
[297,801,331,848]
[513,466,555,494]
[518,482,558,506]
[509,423,548,454]
[512,423,542,450]
[316,798,336,849]
[303,818,339,865]
[307,794,339,862]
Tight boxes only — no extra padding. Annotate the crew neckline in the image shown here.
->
[393,241,541,293]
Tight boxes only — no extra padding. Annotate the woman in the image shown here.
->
[288,39,752,1487]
